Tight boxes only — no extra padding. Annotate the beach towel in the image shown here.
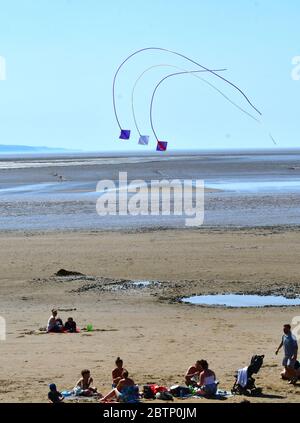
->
[61,389,100,402]
[62,394,98,402]
[169,385,191,397]
[237,367,248,388]
[211,389,234,399]
[192,389,233,400]
[48,328,80,334]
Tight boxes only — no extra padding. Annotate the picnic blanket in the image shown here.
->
[61,389,100,402]
[192,389,234,400]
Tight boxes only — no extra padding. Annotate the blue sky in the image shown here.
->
[0,0,299,151]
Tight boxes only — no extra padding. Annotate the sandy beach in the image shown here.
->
[1,0,300,411]
[1,227,300,402]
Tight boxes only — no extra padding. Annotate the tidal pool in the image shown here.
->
[182,294,300,308]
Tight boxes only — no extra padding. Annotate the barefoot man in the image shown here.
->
[276,324,298,382]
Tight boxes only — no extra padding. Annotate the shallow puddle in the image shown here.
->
[182,294,300,307]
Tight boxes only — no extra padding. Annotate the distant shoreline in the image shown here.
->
[1,151,300,230]
[2,147,300,161]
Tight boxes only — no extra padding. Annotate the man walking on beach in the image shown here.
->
[276,324,298,382]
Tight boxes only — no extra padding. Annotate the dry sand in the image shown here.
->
[1,227,300,402]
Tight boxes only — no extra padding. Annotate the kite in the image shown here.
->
[112,47,271,150]
[156,141,168,151]
[138,135,150,145]
[119,129,131,140]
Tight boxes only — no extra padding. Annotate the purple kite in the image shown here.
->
[138,135,149,145]
[119,129,131,140]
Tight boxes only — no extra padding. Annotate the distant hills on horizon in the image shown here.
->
[1,144,299,156]
[0,144,73,154]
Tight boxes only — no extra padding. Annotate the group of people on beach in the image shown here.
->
[48,369,97,403]
[48,357,136,403]
[48,355,220,403]
[47,309,77,333]
[47,321,299,403]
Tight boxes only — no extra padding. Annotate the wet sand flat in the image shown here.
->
[1,150,300,230]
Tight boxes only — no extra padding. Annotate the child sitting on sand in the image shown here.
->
[48,383,64,403]
[74,369,99,396]
[281,359,300,385]
[64,317,77,333]
[112,357,127,387]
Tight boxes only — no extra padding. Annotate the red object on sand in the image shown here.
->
[149,384,168,394]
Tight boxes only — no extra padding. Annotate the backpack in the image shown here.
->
[155,391,173,401]
[169,385,191,397]
[143,385,155,399]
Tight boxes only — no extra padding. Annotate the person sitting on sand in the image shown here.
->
[64,317,77,333]
[281,360,300,384]
[47,309,63,333]
[75,369,99,396]
[112,357,127,387]
[276,324,298,383]
[197,360,218,396]
[100,370,136,402]
[48,383,64,403]
[185,360,203,386]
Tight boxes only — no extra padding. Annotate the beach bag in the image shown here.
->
[169,385,191,397]
[155,391,173,401]
[154,385,168,394]
[143,385,155,399]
